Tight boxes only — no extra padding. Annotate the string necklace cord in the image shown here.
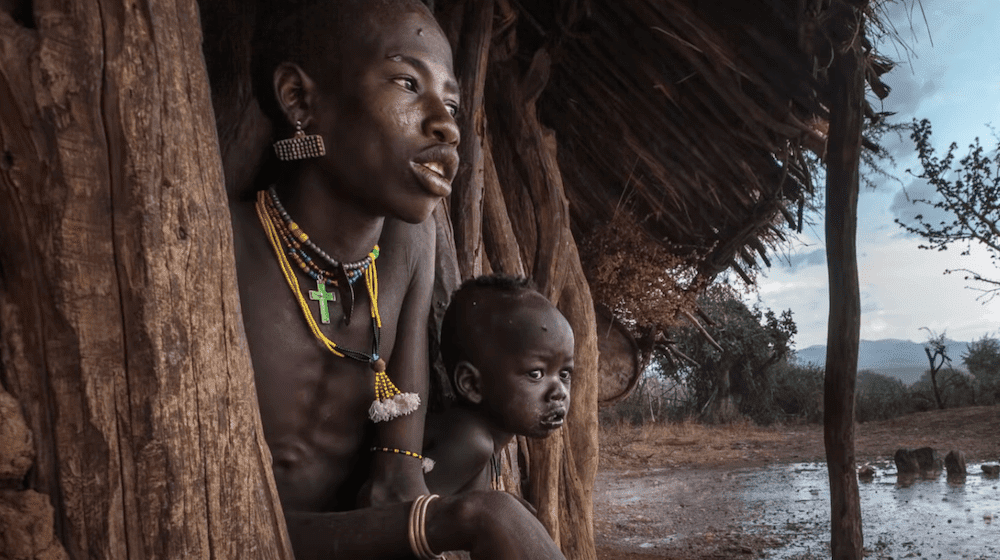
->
[263,188,376,286]
[255,188,419,422]
[256,190,376,360]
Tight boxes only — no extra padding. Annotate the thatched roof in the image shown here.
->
[507,0,890,285]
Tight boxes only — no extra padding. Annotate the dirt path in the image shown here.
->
[595,405,1000,559]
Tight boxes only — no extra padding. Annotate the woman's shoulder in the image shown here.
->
[379,215,437,274]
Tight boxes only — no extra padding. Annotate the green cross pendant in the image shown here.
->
[309,280,337,324]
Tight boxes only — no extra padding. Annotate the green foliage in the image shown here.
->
[895,118,1000,300]
[599,370,690,426]
[910,368,976,411]
[856,370,913,423]
[962,334,1000,404]
[657,284,797,424]
[770,361,824,423]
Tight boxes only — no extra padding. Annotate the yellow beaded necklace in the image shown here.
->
[255,188,420,422]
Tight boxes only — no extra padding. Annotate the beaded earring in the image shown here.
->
[273,120,326,161]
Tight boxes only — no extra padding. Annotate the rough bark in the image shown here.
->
[437,2,599,557]
[822,14,866,560]
[484,47,599,560]
[448,0,493,279]
[0,2,292,558]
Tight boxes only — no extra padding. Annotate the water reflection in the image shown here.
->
[742,462,1000,559]
[598,462,1000,559]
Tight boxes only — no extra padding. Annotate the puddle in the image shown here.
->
[597,462,1000,559]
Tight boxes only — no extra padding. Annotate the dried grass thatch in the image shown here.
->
[500,0,893,325]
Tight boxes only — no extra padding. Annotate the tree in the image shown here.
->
[0,1,292,558]
[895,118,1000,300]
[921,329,953,410]
[962,334,1000,404]
[659,284,797,424]
[911,368,975,411]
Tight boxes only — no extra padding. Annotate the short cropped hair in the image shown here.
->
[251,0,433,132]
[438,274,534,381]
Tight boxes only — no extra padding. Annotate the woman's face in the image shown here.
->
[306,7,461,223]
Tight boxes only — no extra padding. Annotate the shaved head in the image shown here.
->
[439,275,556,384]
[252,0,437,125]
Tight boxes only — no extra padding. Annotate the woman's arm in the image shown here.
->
[361,218,437,506]
[286,492,566,560]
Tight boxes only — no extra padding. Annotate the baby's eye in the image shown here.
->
[393,76,418,92]
[560,368,573,381]
[526,369,544,380]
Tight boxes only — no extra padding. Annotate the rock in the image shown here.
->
[857,464,876,481]
[0,490,70,560]
[983,464,1000,478]
[944,450,967,477]
[894,447,942,479]
[912,447,942,473]
[894,449,920,475]
[0,389,35,481]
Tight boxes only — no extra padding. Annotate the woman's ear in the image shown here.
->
[273,61,319,129]
[454,361,483,404]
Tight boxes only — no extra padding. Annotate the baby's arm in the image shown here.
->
[424,414,495,496]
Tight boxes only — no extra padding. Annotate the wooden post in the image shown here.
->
[0,1,292,558]
[449,0,494,279]
[483,44,599,560]
[823,11,865,560]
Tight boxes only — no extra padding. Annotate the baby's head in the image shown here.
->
[440,275,574,438]
[252,0,460,222]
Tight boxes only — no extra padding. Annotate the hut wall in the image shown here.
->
[0,1,291,558]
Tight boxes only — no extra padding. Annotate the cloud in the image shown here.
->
[878,0,941,40]
[777,248,827,272]
[888,178,954,235]
[880,125,916,162]
[880,65,939,118]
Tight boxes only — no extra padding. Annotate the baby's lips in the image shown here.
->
[541,408,568,424]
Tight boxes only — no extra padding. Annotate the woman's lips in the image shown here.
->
[411,161,452,197]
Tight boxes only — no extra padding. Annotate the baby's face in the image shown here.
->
[309,6,460,223]
[477,298,574,438]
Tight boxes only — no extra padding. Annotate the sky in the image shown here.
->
[749,0,1000,350]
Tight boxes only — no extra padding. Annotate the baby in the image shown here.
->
[422,275,574,496]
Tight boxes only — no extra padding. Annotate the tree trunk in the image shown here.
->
[822,9,866,560]
[436,2,599,557]
[924,348,947,410]
[0,2,292,558]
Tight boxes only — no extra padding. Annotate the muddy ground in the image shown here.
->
[594,405,1000,559]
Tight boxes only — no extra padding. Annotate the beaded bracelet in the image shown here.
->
[371,446,435,473]
[408,494,443,560]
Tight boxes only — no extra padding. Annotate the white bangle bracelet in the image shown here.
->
[408,494,443,560]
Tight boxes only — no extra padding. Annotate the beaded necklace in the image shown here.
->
[261,187,378,324]
[255,188,420,422]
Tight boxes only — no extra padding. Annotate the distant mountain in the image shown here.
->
[793,338,970,384]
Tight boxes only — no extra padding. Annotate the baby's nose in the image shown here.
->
[548,380,569,402]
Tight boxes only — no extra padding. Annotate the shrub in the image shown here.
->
[771,361,824,423]
[910,368,976,410]
[856,370,912,422]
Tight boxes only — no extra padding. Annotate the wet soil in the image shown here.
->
[595,405,1000,559]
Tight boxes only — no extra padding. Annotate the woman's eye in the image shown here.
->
[393,77,417,92]
[526,369,544,380]
[446,103,459,117]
